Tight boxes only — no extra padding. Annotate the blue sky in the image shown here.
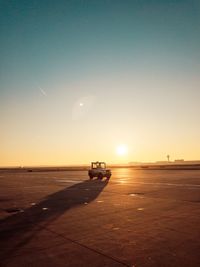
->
[1,0,200,166]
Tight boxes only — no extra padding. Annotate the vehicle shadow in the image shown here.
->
[0,179,108,261]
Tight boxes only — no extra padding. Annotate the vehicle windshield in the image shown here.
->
[100,163,106,169]
[92,162,106,169]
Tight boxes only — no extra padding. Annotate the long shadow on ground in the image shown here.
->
[0,179,108,260]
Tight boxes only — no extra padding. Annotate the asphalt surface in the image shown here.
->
[0,168,200,267]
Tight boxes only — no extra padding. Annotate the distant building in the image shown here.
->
[129,159,200,166]
[174,159,185,163]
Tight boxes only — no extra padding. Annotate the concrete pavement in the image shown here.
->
[0,168,200,267]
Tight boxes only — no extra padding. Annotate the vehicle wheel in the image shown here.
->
[98,173,103,180]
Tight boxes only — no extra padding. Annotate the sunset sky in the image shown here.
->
[1,0,200,166]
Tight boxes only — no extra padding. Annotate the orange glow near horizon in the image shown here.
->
[1,135,200,167]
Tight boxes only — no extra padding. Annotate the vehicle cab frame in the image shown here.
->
[88,161,111,180]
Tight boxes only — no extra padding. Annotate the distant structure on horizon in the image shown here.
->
[167,155,170,163]
[129,160,200,166]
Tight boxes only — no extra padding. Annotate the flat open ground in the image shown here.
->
[0,168,200,267]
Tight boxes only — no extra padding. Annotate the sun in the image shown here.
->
[116,144,128,156]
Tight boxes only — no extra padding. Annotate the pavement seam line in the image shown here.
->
[44,226,131,267]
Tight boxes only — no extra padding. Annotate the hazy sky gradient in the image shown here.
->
[1,0,200,166]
